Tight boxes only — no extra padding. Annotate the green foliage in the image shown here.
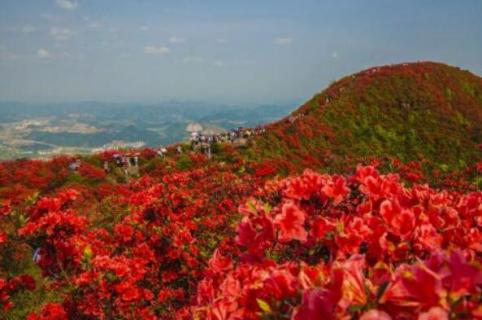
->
[462,82,477,97]
[445,87,454,101]
[6,261,61,320]
[176,154,193,170]
[64,172,87,185]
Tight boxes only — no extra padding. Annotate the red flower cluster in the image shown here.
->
[27,303,67,320]
[8,155,263,318]
[0,150,480,319]
[0,275,35,311]
[78,162,107,181]
[193,166,482,319]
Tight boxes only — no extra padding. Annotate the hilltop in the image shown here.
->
[248,62,482,172]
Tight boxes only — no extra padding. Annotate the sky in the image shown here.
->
[0,0,481,105]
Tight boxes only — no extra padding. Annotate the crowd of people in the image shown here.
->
[188,126,267,157]
[67,125,269,172]
[106,153,140,177]
[190,126,266,145]
[68,153,141,180]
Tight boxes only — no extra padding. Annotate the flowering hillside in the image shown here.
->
[0,62,481,319]
[249,62,482,173]
[1,152,480,319]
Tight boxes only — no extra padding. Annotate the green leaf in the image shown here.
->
[83,245,93,263]
[263,203,272,214]
[256,298,272,313]
[247,201,257,213]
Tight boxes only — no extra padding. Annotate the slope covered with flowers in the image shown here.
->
[0,150,481,319]
[0,150,264,319]
[0,61,481,319]
[249,62,482,173]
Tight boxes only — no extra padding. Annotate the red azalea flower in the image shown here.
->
[19,275,36,291]
[294,269,343,320]
[338,255,369,307]
[446,251,482,299]
[0,232,6,244]
[116,282,140,302]
[294,288,335,320]
[399,262,444,309]
[275,202,307,243]
[114,223,134,243]
[283,170,324,201]
[311,217,336,239]
[360,176,383,199]
[380,199,415,239]
[355,165,380,183]
[476,162,482,172]
[264,269,298,300]
[322,175,350,205]
[28,303,67,320]
[196,279,215,304]
[143,289,154,301]
[235,218,257,247]
[208,249,233,274]
[416,224,443,251]
[0,200,10,216]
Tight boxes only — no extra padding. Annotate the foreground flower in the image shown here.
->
[275,202,308,242]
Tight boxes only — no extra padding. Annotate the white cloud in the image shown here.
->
[37,48,52,58]
[49,27,73,41]
[0,46,18,61]
[21,25,36,33]
[274,37,293,46]
[55,0,78,10]
[5,25,36,34]
[144,46,170,55]
[82,17,101,29]
[139,25,149,32]
[331,51,339,59]
[213,60,225,67]
[41,14,63,23]
[183,56,205,63]
[87,22,102,29]
[169,36,186,44]
[216,38,227,44]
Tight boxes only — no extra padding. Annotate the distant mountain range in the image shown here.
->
[0,101,296,159]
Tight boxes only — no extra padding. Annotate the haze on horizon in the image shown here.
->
[0,0,481,105]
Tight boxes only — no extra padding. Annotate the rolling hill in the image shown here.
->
[247,62,482,172]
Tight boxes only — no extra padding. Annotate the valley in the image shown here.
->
[0,102,295,159]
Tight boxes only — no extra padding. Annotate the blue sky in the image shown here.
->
[0,0,481,104]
